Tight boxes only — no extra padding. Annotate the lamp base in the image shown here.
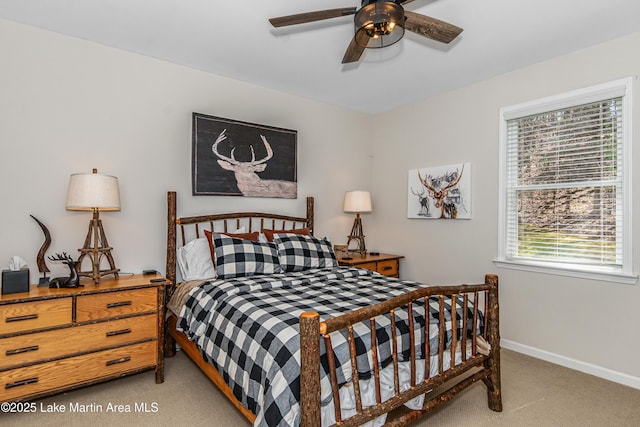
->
[77,210,119,284]
[346,213,367,255]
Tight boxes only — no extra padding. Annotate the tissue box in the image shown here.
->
[1,269,30,295]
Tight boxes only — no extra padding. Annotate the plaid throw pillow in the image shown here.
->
[213,232,283,278]
[273,233,339,272]
[204,229,260,264]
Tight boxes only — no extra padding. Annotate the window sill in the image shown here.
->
[493,258,638,285]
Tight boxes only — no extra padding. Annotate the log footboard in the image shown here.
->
[299,274,501,427]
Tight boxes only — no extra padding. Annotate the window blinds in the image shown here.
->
[505,97,624,267]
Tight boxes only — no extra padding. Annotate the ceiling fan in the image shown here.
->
[269,0,463,64]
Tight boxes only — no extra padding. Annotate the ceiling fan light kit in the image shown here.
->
[269,0,463,64]
[355,1,405,49]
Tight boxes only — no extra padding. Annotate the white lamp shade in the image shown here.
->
[66,171,120,211]
[344,191,372,213]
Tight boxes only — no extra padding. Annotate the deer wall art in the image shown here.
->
[212,130,297,199]
[192,113,297,198]
[407,163,471,219]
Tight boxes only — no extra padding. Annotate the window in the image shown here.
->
[496,78,636,284]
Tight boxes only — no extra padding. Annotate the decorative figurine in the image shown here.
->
[30,215,52,287]
[47,252,81,288]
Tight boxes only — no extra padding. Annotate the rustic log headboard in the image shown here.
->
[165,191,314,291]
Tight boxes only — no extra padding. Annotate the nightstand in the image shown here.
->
[338,253,404,278]
[0,274,169,403]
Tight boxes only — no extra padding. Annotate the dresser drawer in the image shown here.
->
[76,288,157,322]
[0,314,157,368]
[356,262,378,272]
[1,341,156,401]
[377,260,399,277]
[0,299,72,335]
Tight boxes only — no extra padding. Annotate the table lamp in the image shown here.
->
[344,190,372,254]
[66,168,120,283]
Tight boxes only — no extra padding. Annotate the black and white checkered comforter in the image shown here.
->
[177,267,482,427]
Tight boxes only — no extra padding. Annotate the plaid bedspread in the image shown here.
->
[177,267,482,427]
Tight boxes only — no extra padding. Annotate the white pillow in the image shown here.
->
[176,237,216,281]
[176,227,246,281]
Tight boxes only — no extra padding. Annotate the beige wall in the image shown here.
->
[0,18,371,279]
[2,16,639,387]
[369,33,640,385]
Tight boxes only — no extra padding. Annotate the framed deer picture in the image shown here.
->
[192,113,297,198]
[407,162,471,219]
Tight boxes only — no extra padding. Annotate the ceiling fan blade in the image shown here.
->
[404,11,463,44]
[342,31,371,64]
[269,7,357,27]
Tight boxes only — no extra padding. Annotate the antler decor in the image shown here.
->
[30,215,51,286]
[47,252,81,288]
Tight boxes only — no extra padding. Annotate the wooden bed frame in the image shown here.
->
[164,191,502,426]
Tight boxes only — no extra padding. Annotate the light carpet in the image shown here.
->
[2,349,639,426]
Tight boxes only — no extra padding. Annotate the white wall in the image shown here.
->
[0,18,370,280]
[369,33,640,385]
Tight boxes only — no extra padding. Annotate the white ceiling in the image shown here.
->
[1,0,639,114]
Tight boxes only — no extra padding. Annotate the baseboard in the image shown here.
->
[501,339,640,390]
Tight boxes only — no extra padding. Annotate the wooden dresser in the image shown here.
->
[0,274,168,402]
[337,253,404,278]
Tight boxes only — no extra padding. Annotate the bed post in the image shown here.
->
[306,196,314,236]
[165,191,177,357]
[299,311,321,427]
[166,191,177,291]
[483,273,502,412]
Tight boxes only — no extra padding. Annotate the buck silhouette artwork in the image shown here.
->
[213,129,296,199]
[192,113,297,198]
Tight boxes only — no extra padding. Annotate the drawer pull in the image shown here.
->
[106,328,132,337]
[6,345,39,356]
[5,377,38,389]
[382,266,393,271]
[106,356,131,366]
[5,314,38,323]
[106,301,132,309]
